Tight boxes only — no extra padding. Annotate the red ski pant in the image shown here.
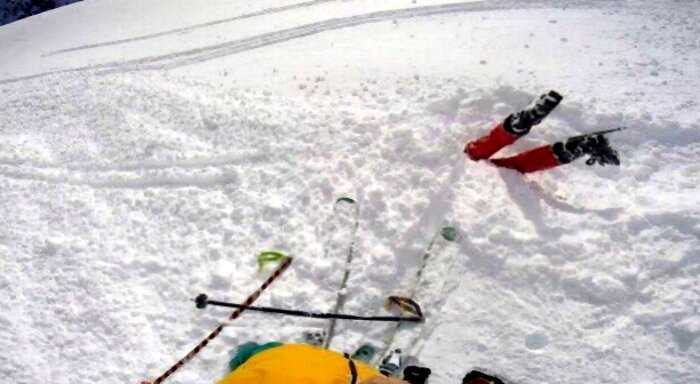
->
[464,121,561,173]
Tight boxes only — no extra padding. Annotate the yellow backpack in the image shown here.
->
[218,343,381,384]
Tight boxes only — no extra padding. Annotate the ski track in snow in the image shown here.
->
[0,0,586,85]
[43,0,338,57]
[1,1,700,384]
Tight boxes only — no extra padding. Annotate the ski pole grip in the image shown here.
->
[195,294,208,309]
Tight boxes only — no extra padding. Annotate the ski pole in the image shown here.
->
[142,256,293,384]
[195,294,423,323]
[568,126,627,141]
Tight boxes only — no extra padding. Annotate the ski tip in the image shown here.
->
[257,251,291,271]
[336,196,356,204]
[441,226,458,242]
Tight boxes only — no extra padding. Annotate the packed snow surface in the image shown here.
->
[1,1,699,383]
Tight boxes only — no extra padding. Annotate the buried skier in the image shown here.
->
[465,90,622,173]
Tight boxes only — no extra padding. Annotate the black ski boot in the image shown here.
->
[462,370,506,384]
[505,90,563,136]
[552,134,620,166]
[403,365,432,384]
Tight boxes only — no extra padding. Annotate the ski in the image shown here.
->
[323,197,360,349]
[374,225,458,369]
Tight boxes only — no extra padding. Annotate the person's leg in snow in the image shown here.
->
[465,90,619,173]
[489,144,562,173]
[490,130,621,173]
[465,90,563,162]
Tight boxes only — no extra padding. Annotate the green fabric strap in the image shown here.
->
[228,342,283,372]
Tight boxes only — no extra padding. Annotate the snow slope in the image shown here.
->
[1,1,699,383]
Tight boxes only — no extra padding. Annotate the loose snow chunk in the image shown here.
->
[561,273,630,306]
[671,316,700,351]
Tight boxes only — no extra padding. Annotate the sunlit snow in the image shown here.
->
[1,1,698,384]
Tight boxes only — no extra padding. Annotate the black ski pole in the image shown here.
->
[568,126,627,141]
[195,294,423,323]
